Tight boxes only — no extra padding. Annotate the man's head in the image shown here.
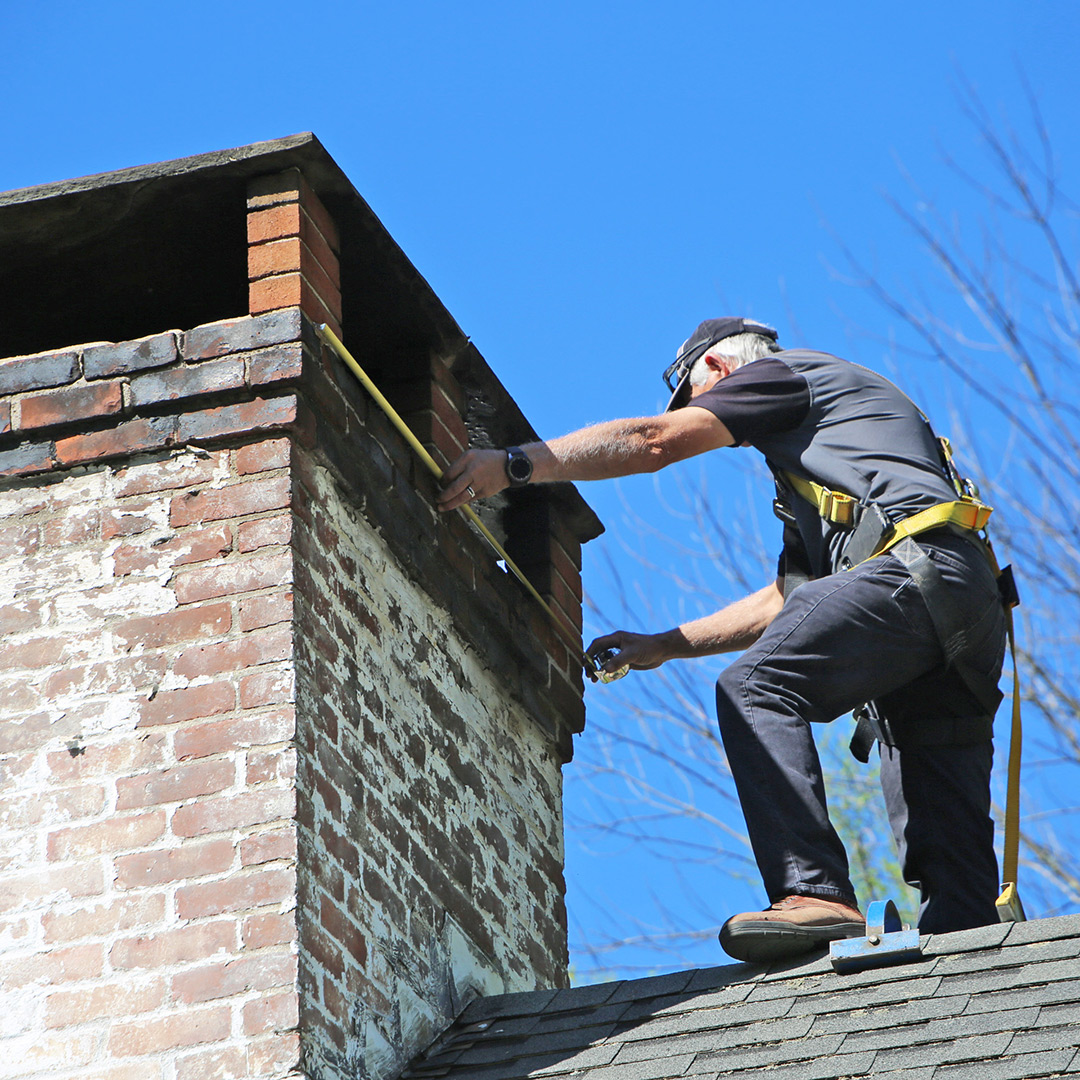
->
[663,317,780,411]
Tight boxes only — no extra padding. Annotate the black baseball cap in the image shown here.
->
[663,317,779,411]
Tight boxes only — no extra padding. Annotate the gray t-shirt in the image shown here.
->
[688,350,959,576]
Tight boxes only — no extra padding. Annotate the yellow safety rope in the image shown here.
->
[316,324,586,665]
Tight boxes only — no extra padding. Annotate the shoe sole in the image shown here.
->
[719,919,865,963]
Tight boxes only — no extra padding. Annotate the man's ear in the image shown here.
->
[704,353,731,377]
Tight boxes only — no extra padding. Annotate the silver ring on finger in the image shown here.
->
[466,485,476,499]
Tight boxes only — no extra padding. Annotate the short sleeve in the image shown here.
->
[685,357,810,444]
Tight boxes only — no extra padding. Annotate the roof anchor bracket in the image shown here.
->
[829,899,923,973]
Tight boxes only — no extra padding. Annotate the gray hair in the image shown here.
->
[689,331,782,386]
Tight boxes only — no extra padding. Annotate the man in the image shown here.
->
[438,317,1007,963]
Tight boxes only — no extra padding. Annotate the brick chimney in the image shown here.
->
[0,136,602,1080]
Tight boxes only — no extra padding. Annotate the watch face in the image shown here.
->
[507,448,532,484]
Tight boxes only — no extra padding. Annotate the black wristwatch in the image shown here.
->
[505,446,533,487]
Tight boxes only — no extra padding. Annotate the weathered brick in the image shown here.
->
[45,976,167,1028]
[115,759,236,809]
[0,439,56,476]
[111,920,236,970]
[43,507,101,546]
[19,379,124,430]
[182,309,302,361]
[171,952,297,1004]
[176,394,299,444]
[235,437,291,475]
[173,550,293,603]
[172,787,295,838]
[238,514,292,552]
[170,474,291,527]
[42,892,167,943]
[0,347,80,393]
[0,783,106,831]
[240,826,297,867]
[246,342,305,388]
[137,682,236,727]
[112,525,233,576]
[176,865,297,919]
[175,1046,247,1080]
[113,601,232,649]
[47,810,166,860]
[112,450,226,497]
[108,1005,232,1056]
[115,838,235,889]
[243,990,300,1035]
[127,358,246,407]
[83,332,178,378]
[239,591,293,632]
[243,911,295,950]
[246,747,295,785]
[249,272,341,334]
[174,707,295,761]
[46,733,167,783]
[240,667,295,708]
[55,415,179,465]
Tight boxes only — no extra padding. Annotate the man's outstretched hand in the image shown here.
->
[437,449,508,513]
[584,629,672,681]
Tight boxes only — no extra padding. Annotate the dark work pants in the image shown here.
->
[715,532,1005,933]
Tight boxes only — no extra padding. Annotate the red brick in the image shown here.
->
[42,942,106,983]
[172,787,295,838]
[115,839,235,889]
[176,394,299,444]
[246,343,304,387]
[111,921,236,970]
[0,440,56,476]
[128,358,246,407]
[170,475,291,527]
[0,522,40,559]
[108,1005,231,1057]
[171,952,296,1004]
[243,911,294,950]
[240,826,296,867]
[246,747,295,785]
[171,626,292,681]
[0,401,9,433]
[42,892,167,943]
[55,416,179,465]
[46,732,167,782]
[19,380,123,430]
[173,550,292,604]
[102,501,159,539]
[174,707,295,760]
[43,508,100,546]
[182,310,301,362]
[248,236,302,279]
[250,273,341,335]
[43,654,168,702]
[0,347,79,392]
[235,437,291,475]
[247,1032,301,1075]
[238,592,293,631]
[0,597,44,634]
[175,1046,247,1080]
[115,759,236,809]
[45,976,167,1028]
[238,514,292,552]
[113,525,233,576]
[112,451,225,497]
[0,634,66,671]
[243,990,300,1035]
[247,204,302,246]
[47,810,166,860]
[83,332,178,378]
[0,783,106,831]
[239,667,295,709]
[176,865,296,919]
[138,682,236,727]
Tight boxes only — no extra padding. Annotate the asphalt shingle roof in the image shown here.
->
[405,913,1080,1080]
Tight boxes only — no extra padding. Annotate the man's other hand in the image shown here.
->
[438,448,507,512]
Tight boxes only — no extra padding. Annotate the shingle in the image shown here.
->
[607,969,697,1002]
[963,978,1080,1014]
[449,1021,618,1067]
[809,992,970,1035]
[933,935,1080,976]
[545,980,623,1011]
[627,982,754,1018]
[1002,912,1080,946]
[613,1015,815,1065]
[773,975,945,1015]
[558,1053,696,1080]
[1008,1023,1080,1056]
[686,1032,846,1074]
[458,987,559,1022]
[1038,1000,1080,1027]
[872,1031,1013,1071]
[690,1049,877,1080]
[528,1001,632,1033]
[836,1006,1040,1054]
[685,963,765,992]
[936,1048,1078,1079]
[937,956,1080,996]
[922,920,1011,955]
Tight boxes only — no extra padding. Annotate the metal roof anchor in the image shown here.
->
[829,899,923,974]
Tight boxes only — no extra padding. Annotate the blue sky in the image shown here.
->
[4,1,1079,978]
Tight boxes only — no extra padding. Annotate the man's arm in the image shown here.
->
[586,579,784,678]
[437,406,734,512]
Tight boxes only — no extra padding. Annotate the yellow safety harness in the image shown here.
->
[780,439,1025,922]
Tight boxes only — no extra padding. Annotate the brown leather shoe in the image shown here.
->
[719,895,866,962]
